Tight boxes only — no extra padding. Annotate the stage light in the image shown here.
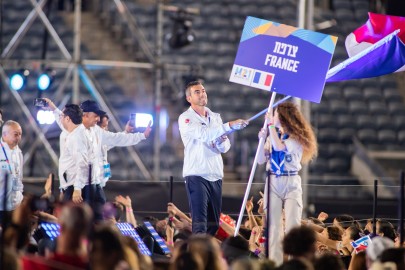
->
[10,69,29,91]
[135,113,153,128]
[37,70,54,91]
[10,74,24,90]
[167,10,195,49]
[37,69,55,91]
[37,110,55,125]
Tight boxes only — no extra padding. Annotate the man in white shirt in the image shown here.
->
[54,104,103,220]
[45,98,151,221]
[79,100,151,203]
[51,104,94,205]
[97,113,111,185]
[96,113,135,186]
[178,81,248,235]
[0,120,23,223]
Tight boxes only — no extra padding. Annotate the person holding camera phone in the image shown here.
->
[97,112,138,186]
[44,98,151,221]
[46,103,91,203]
[0,120,24,224]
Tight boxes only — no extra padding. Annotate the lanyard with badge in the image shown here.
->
[0,141,22,191]
[87,128,111,179]
[92,130,111,179]
[102,145,111,179]
[0,142,13,175]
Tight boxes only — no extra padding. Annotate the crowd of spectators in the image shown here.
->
[0,187,404,270]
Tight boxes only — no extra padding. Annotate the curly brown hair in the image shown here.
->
[276,101,318,163]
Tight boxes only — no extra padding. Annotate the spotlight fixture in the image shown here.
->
[9,69,29,91]
[167,10,195,49]
[37,69,55,91]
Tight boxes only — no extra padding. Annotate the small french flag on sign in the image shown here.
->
[250,71,274,91]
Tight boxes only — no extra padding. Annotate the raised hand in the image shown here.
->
[124,121,136,133]
[257,198,264,215]
[143,121,152,138]
[42,98,57,111]
[317,211,329,222]
[258,128,267,140]
[246,196,254,213]
[115,195,131,208]
[265,112,274,124]
[167,202,180,217]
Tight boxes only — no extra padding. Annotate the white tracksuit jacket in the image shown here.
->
[179,106,231,181]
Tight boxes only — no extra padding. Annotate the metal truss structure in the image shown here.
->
[0,0,193,181]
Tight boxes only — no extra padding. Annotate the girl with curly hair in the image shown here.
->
[258,101,317,266]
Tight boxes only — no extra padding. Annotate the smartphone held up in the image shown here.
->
[129,113,136,127]
[34,98,48,108]
[128,113,153,132]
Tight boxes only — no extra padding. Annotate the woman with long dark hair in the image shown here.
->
[258,101,318,266]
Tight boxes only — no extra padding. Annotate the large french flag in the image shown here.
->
[326,13,405,82]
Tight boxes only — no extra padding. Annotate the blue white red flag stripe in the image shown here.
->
[346,12,405,57]
[326,30,405,82]
[251,71,274,89]
[326,13,405,82]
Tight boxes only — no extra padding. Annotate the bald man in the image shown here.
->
[0,120,23,223]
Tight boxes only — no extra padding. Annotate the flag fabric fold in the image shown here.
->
[346,12,405,57]
[326,30,405,82]
[326,13,405,82]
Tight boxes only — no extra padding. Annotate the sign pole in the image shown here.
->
[234,91,276,236]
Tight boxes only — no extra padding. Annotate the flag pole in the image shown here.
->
[247,96,291,122]
[213,96,292,143]
[234,91,277,236]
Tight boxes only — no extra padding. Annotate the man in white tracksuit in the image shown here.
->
[178,81,248,235]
